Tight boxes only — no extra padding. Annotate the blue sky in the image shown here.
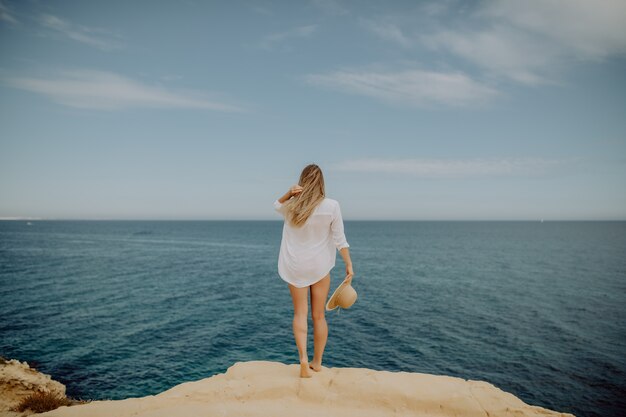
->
[1,0,625,220]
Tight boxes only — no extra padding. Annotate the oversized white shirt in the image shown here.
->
[273,197,350,288]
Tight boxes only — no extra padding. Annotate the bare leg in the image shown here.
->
[288,283,311,378]
[309,273,330,372]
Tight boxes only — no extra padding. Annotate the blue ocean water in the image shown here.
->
[1,220,624,417]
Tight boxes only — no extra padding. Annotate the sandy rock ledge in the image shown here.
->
[33,360,574,417]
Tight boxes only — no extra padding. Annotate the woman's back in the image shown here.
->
[274,197,349,288]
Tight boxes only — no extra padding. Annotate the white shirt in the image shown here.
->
[273,197,350,288]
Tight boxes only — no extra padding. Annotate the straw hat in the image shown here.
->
[325,280,358,311]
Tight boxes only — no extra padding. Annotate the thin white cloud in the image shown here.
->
[0,0,18,24]
[421,0,626,85]
[2,69,244,112]
[330,157,574,178]
[38,13,124,51]
[260,24,317,49]
[417,0,457,17]
[421,26,558,86]
[310,0,349,16]
[482,0,626,61]
[305,67,499,108]
[159,74,184,81]
[250,5,274,16]
[360,18,411,47]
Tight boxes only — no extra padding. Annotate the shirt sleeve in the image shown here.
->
[273,199,286,215]
[331,201,350,250]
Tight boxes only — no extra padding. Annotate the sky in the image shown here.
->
[1,0,625,221]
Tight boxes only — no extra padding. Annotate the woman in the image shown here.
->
[273,163,354,378]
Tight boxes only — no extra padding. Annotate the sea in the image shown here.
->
[0,220,624,417]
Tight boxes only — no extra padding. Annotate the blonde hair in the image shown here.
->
[284,164,326,227]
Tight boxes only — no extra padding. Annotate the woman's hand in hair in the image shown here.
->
[289,185,303,197]
[278,185,302,204]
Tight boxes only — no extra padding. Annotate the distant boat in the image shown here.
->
[26,222,32,226]
[540,219,544,223]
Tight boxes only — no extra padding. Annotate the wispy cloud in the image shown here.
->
[482,0,626,61]
[305,67,499,108]
[330,157,576,178]
[360,18,411,47]
[250,5,274,16]
[0,0,18,24]
[421,0,626,85]
[38,13,124,51]
[310,0,349,16]
[2,69,244,112]
[359,1,626,86]
[421,26,557,86]
[260,24,317,49]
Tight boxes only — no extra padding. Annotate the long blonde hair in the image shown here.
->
[284,164,326,227]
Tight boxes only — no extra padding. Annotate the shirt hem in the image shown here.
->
[279,264,334,288]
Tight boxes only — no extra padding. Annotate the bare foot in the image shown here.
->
[309,361,322,372]
[300,361,312,378]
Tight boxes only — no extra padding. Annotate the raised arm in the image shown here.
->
[274,185,304,214]
[278,185,303,203]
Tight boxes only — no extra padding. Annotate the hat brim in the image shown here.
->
[325,281,350,311]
